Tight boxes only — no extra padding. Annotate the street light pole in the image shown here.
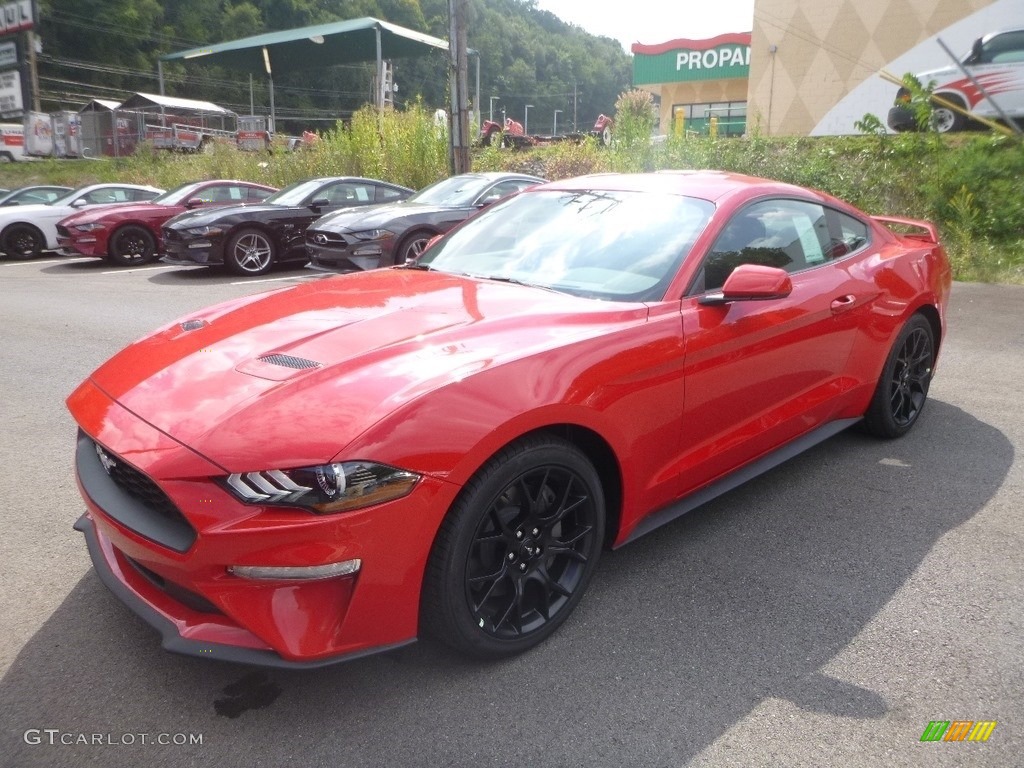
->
[489,96,499,123]
[553,109,562,136]
[524,104,534,135]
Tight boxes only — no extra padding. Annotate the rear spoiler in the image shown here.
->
[871,215,940,245]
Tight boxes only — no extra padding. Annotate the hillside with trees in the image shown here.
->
[34,0,633,134]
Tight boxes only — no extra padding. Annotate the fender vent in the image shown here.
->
[258,353,322,370]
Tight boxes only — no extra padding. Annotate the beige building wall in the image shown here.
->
[748,0,998,135]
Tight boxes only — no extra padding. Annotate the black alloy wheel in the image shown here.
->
[108,225,158,266]
[3,224,44,258]
[422,435,605,658]
[864,314,935,438]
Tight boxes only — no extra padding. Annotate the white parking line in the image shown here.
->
[230,273,329,285]
[100,265,180,275]
[1,257,93,267]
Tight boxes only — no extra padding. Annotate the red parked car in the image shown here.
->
[67,171,952,667]
[56,179,278,266]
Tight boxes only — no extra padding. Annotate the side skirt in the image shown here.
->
[618,418,861,548]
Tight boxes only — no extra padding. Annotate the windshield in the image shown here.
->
[263,179,327,207]
[418,189,715,302]
[149,181,206,206]
[407,175,500,207]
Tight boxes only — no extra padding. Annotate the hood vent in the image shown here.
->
[179,319,207,332]
[258,353,322,370]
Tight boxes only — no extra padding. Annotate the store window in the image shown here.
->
[672,101,747,136]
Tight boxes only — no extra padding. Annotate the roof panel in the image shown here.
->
[160,17,449,76]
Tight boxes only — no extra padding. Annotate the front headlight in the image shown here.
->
[223,461,420,514]
[185,225,224,237]
[351,229,392,241]
[73,222,105,232]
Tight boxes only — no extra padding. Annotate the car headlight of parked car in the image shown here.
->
[223,461,420,514]
[351,229,393,241]
[185,225,225,238]
[73,222,105,232]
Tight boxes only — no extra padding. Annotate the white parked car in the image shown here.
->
[0,183,164,258]
[889,29,1024,133]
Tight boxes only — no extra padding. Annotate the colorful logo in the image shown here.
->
[920,721,997,742]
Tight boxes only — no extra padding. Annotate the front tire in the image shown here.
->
[863,314,935,438]
[226,228,275,276]
[2,224,44,259]
[108,225,157,266]
[422,435,605,659]
[396,229,434,265]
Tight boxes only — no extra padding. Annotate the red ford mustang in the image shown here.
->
[68,171,952,668]
[56,179,277,266]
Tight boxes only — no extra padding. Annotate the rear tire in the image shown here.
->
[421,435,605,659]
[108,225,157,266]
[931,96,967,133]
[863,314,935,438]
[2,223,44,259]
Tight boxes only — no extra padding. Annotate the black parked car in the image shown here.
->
[305,172,545,273]
[162,176,414,276]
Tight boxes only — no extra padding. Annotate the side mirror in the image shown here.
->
[310,197,330,211]
[185,197,206,209]
[699,264,793,305]
[71,198,88,208]
[969,37,984,63]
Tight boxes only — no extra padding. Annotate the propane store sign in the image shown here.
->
[633,32,751,85]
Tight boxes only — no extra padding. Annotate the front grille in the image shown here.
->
[77,432,197,552]
[306,230,345,246]
[162,228,182,243]
[57,224,70,237]
[258,353,321,370]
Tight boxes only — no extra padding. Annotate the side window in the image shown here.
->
[247,186,274,202]
[376,185,407,202]
[323,184,372,205]
[694,199,831,293]
[981,31,1024,64]
[824,210,870,260]
[476,180,531,207]
[201,185,239,203]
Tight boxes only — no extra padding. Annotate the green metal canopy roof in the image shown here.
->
[160,17,449,75]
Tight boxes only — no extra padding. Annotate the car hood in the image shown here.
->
[85,269,647,472]
[165,202,293,228]
[312,201,460,233]
[62,202,167,226]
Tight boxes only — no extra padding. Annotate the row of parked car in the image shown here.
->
[0,172,545,276]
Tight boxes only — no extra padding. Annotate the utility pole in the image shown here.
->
[447,0,471,174]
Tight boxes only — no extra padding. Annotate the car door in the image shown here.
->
[674,197,873,496]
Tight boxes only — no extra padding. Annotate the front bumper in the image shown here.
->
[305,235,392,273]
[69,379,459,666]
[55,228,104,258]
[161,230,225,266]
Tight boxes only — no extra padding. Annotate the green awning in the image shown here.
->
[160,17,449,76]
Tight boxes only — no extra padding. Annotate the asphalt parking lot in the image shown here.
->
[1,256,1021,767]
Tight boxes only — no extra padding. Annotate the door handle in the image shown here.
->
[830,294,857,314]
